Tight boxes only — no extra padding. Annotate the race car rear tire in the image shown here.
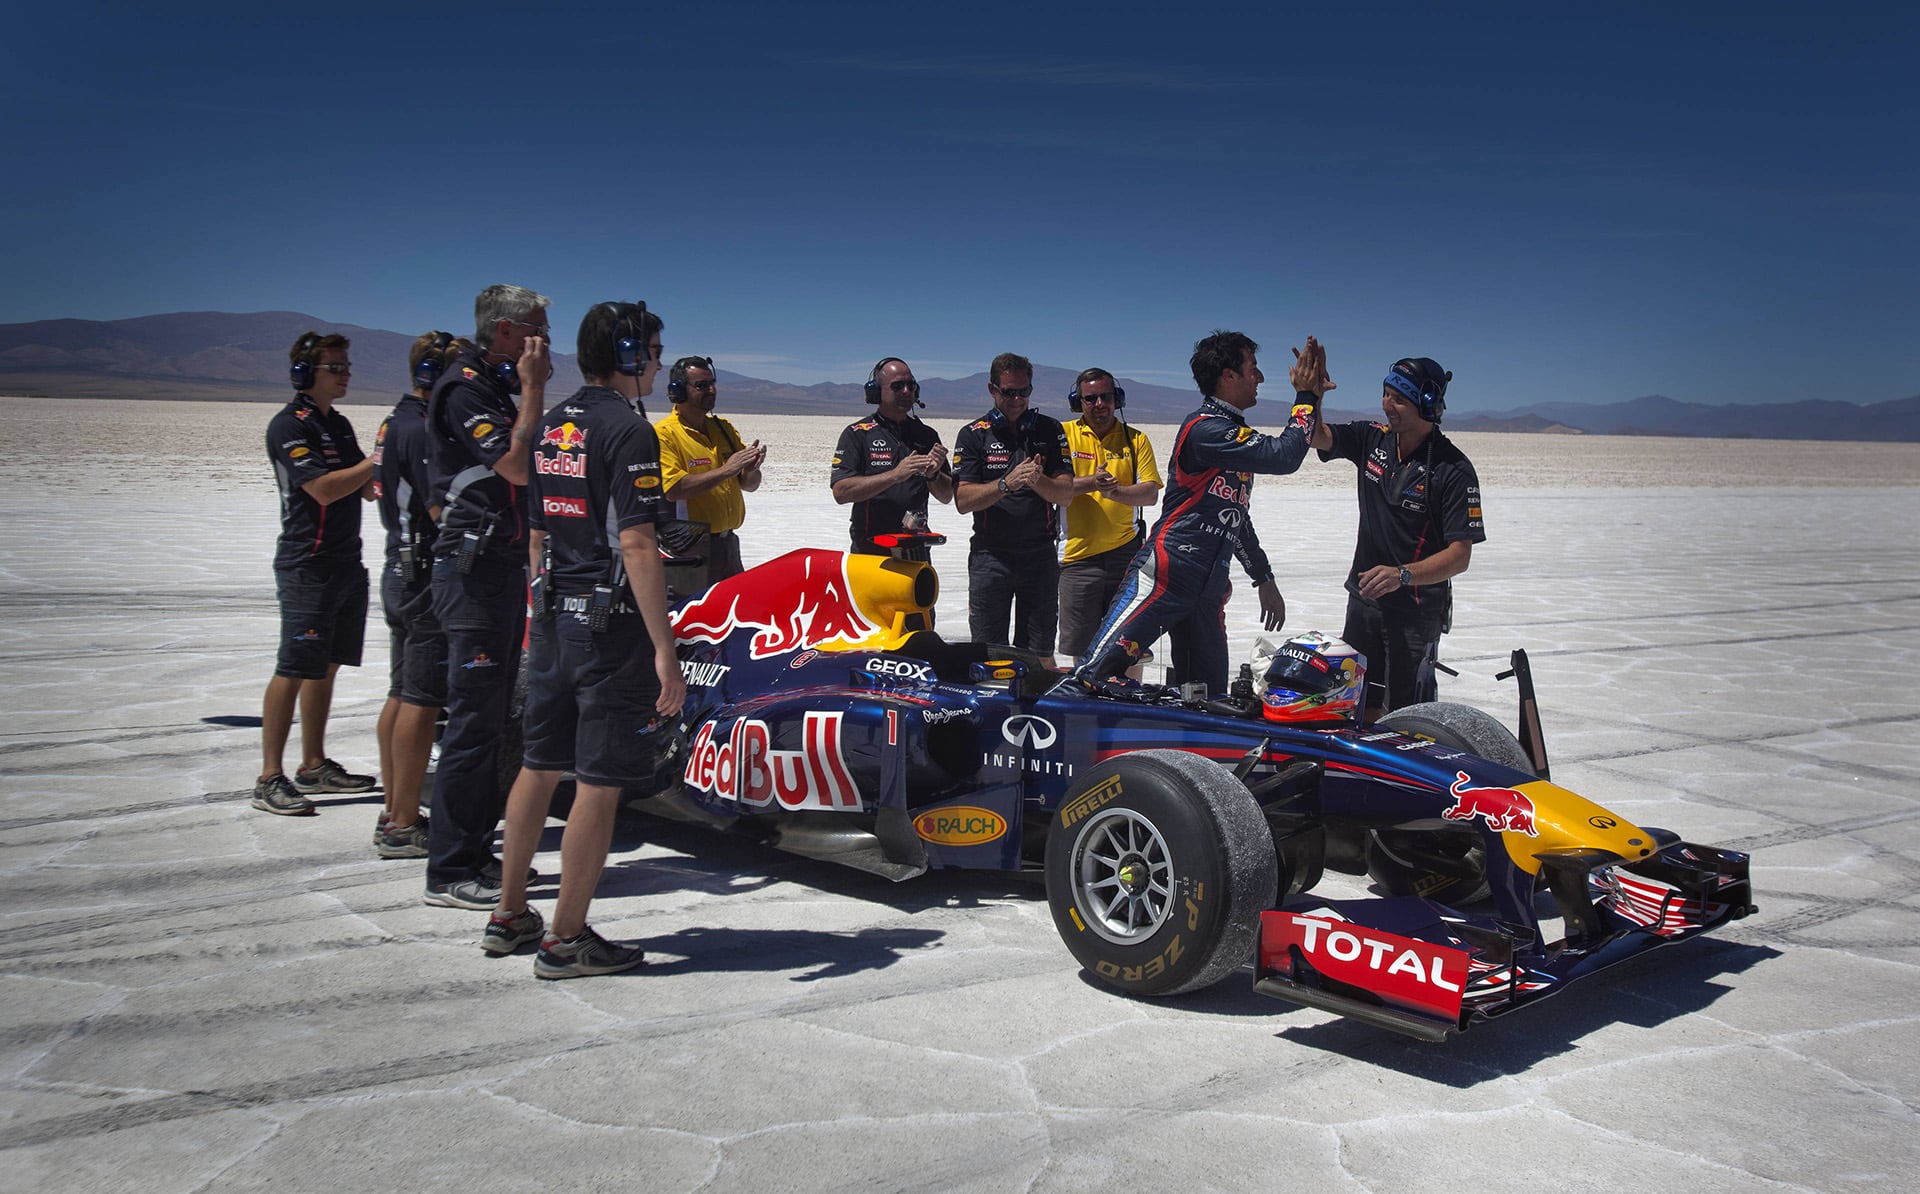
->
[1365,702,1537,904]
[1046,749,1278,997]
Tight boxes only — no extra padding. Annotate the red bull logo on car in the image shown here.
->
[1441,771,1538,836]
[673,550,881,659]
[683,711,860,810]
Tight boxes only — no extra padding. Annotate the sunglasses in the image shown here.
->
[889,379,920,395]
[317,362,352,375]
[509,319,550,337]
[992,385,1033,399]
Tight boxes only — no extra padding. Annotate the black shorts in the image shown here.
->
[1342,594,1449,714]
[521,609,673,789]
[381,563,448,707]
[1057,539,1138,661]
[274,561,368,680]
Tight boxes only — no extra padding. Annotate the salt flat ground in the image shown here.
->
[0,396,1917,1192]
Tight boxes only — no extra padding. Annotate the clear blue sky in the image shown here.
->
[5,1,1914,410]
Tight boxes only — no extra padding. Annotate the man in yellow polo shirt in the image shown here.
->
[656,356,766,595]
[1057,368,1161,663]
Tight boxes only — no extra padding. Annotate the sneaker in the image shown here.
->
[535,926,646,980]
[481,908,545,956]
[374,811,429,844]
[251,774,315,816]
[479,857,538,884]
[422,877,503,910]
[376,818,430,859]
[294,758,376,794]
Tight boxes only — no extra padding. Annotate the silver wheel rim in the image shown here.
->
[1071,807,1175,945]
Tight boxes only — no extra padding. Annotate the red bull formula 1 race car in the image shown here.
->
[645,539,1755,1040]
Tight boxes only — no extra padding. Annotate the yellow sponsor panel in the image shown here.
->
[913,805,1008,845]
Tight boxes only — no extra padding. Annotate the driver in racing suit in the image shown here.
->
[1069,330,1328,698]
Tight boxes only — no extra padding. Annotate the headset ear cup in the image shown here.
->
[1113,385,1125,410]
[289,332,320,391]
[1068,387,1082,413]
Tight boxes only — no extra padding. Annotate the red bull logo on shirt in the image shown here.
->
[1441,771,1538,836]
[541,422,588,451]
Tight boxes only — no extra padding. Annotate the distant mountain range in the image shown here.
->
[3,311,1916,442]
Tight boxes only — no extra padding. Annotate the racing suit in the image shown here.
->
[1072,395,1316,696]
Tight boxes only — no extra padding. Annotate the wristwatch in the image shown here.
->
[997,477,1009,495]
[1398,565,1414,588]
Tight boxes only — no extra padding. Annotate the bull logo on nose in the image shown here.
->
[1441,771,1538,836]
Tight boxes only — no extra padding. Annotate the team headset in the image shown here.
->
[1383,358,1452,424]
[667,356,715,402]
[611,300,651,375]
[1067,376,1127,412]
[864,357,920,406]
[288,331,323,391]
[412,331,454,391]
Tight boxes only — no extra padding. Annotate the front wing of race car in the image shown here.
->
[1253,838,1755,1040]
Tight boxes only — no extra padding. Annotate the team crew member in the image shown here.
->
[952,352,1073,655]
[483,301,684,978]
[1309,351,1485,719]
[831,357,953,553]
[368,332,465,857]
[254,331,376,815]
[420,284,552,909]
[1057,368,1161,662]
[1070,330,1323,698]
[656,355,766,594]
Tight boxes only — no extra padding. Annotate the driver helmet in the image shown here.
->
[1250,632,1366,725]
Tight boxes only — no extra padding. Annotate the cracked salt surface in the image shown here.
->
[0,398,1916,1191]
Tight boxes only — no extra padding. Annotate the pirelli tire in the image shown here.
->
[1365,702,1536,905]
[1046,749,1278,997]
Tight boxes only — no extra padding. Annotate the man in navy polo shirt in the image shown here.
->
[1309,352,1485,720]
[831,357,953,554]
[481,300,684,978]
[952,352,1073,657]
[368,331,465,856]
[255,330,377,815]
[420,284,552,909]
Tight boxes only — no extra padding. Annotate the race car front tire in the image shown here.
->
[1046,749,1278,996]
